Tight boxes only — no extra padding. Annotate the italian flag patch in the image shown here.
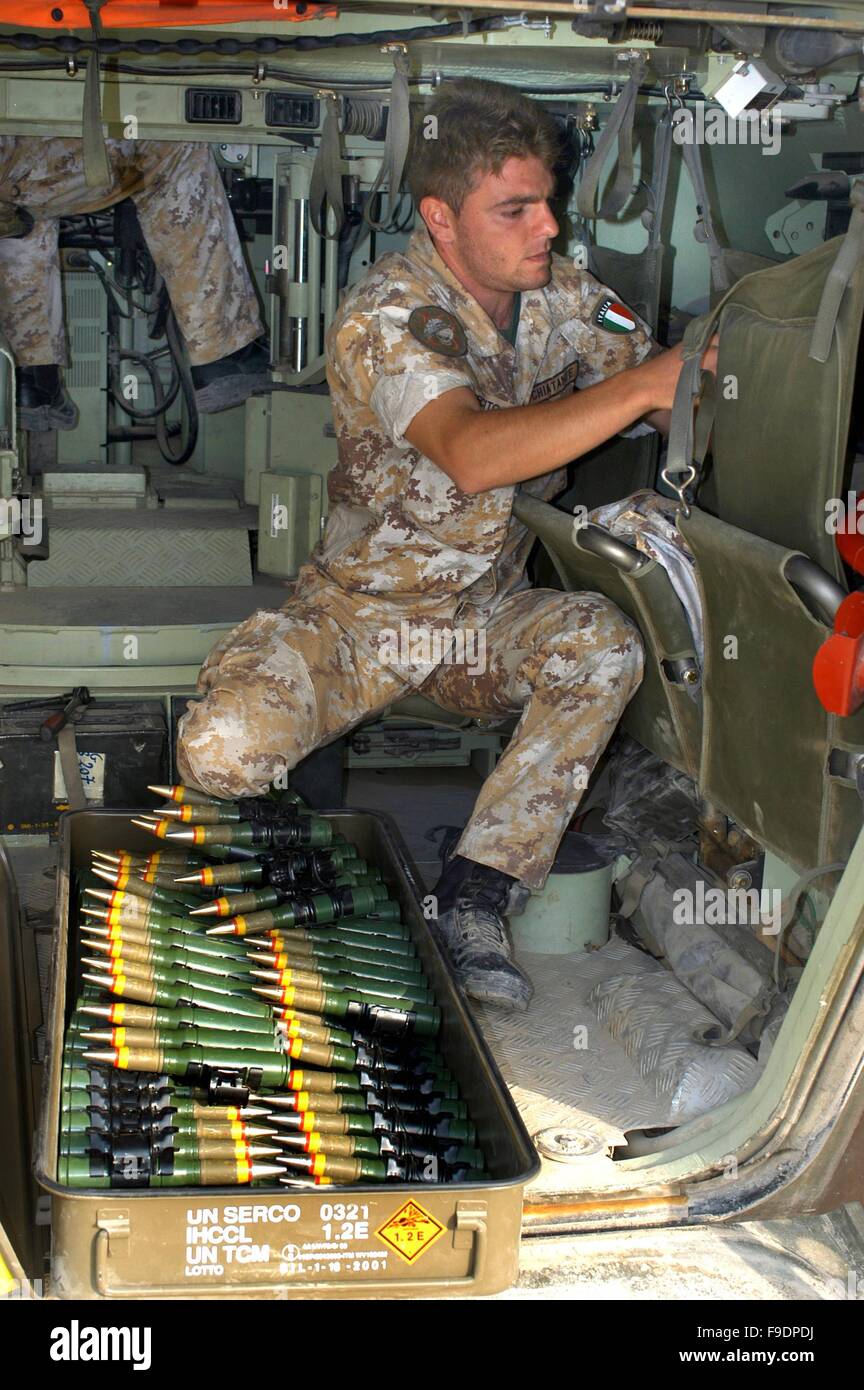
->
[594,297,636,334]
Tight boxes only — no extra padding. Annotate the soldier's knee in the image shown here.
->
[176,677,316,799]
[609,607,646,692]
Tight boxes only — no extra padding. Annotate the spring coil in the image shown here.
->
[622,20,664,42]
[342,98,387,141]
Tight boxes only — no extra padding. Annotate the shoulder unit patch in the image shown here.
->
[407,305,468,357]
[594,297,637,334]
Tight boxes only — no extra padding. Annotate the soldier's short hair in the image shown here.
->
[408,78,563,216]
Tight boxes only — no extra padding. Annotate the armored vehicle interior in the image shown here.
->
[3,0,864,1294]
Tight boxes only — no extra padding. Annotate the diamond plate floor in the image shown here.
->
[473,936,761,1199]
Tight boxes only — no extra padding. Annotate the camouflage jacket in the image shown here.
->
[293,221,657,683]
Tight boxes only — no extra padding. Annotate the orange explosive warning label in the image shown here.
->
[377,1200,446,1265]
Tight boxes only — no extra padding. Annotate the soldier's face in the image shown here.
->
[453,155,559,291]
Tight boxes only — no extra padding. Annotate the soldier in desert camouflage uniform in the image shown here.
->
[177,78,716,1012]
[0,136,267,428]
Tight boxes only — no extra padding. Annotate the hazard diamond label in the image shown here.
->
[377,1200,446,1265]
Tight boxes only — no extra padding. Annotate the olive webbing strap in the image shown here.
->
[83,0,112,192]
[309,92,345,239]
[364,48,411,233]
[641,108,675,254]
[575,58,646,222]
[809,178,864,363]
[674,110,734,296]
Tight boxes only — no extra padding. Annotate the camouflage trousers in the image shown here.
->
[176,587,645,891]
[0,137,263,366]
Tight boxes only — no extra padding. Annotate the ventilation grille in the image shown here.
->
[265,92,319,129]
[185,88,242,125]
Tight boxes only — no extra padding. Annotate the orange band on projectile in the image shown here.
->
[233,916,248,936]
[117,1046,131,1070]
[305,1132,321,1153]
[109,941,123,960]
[316,1176,333,1186]
[202,868,215,887]
[300,1108,315,1128]
[289,1071,303,1090]
[283,1019,301,1039]
[280,986,296,1007]
[178,806,193,823]
[193,827,206,845]
[143,866,157,883]
[312,1153,327,1177]
[117,870,129,891]
[217,898,230,915]
[289,1038,304,1060]
[275,953,288,970]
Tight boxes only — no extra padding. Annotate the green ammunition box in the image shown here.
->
[33,809,539,1298]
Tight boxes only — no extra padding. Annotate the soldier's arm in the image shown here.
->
[404,342,709,495]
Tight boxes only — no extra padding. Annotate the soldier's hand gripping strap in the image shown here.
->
[576,57,646,222]
[364,46,411,234]
[309,91,345,239]
[663,308,721,510]
[82,0,112,191]
[809,177,864,363]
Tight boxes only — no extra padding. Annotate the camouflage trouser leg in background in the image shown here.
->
[175,601,408,799]
[177,586,644,893]
[0,137,262,366]
[420,589,645,891]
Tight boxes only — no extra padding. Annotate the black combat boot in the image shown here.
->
[430,855,533,1012]
[17,365,78,432]
[191,337,274,413]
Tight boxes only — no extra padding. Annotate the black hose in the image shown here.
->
[159,308,198,466]
[108,346,180,420]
